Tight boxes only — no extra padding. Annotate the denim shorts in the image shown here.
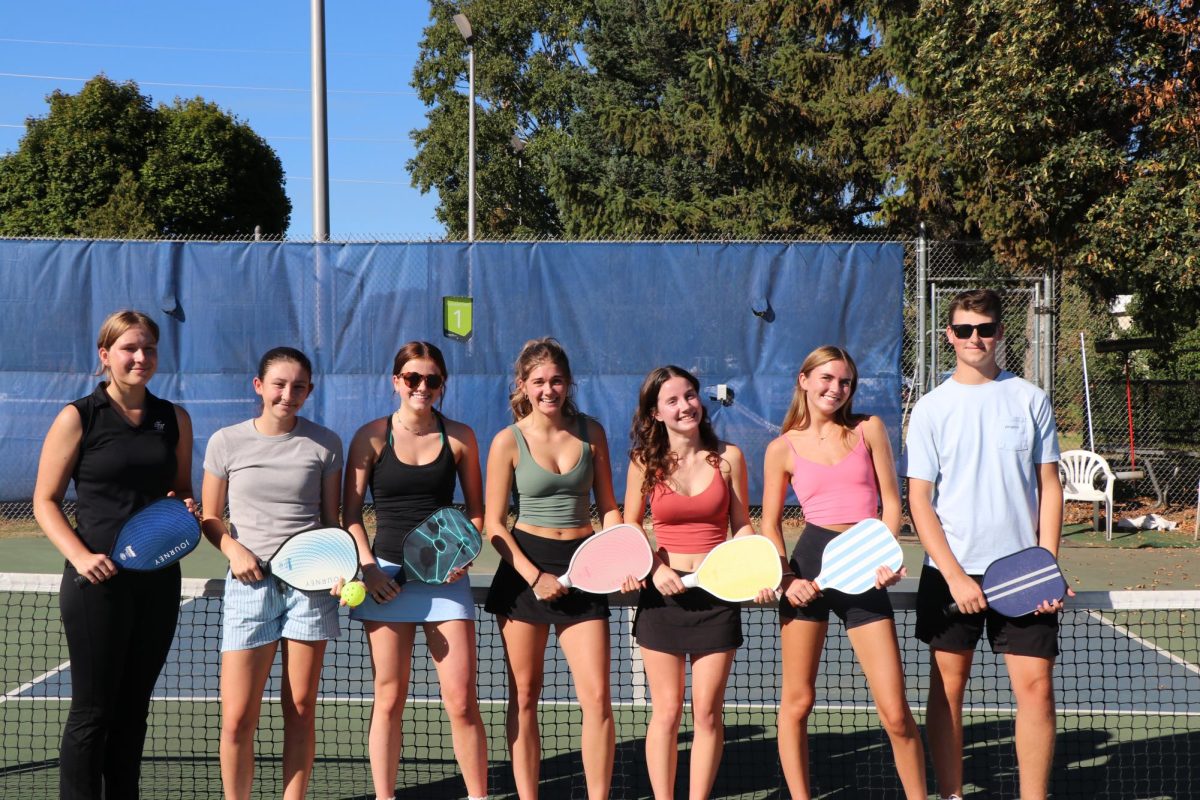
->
[221,571,341,652]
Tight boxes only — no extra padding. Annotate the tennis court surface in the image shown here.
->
[2,574,1196,798]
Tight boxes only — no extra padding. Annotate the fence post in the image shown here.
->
[916,223,928,393]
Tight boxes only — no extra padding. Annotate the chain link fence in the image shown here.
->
[2,235,1196,537]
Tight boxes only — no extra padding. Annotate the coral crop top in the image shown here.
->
[785,424,879,526]
[649,465,730,555]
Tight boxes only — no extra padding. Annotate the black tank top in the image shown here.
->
[370,413,457,562]
[70,383,180,554]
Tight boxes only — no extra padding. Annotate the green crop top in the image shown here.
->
[511,416,594,529]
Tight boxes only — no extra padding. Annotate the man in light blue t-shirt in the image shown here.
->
[905,288,1066,800]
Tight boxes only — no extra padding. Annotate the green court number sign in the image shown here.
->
[443,296,473,342]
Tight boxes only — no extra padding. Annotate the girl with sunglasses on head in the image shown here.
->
[623,365,772,800]
[760,346,926,800]
[342,342,488,800]
[201,347,344,800]
[483,338,624,800]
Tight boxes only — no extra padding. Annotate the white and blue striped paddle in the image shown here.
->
[812,518,904,595]
[261,527,359,592]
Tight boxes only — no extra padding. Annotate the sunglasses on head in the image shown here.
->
[398,372,444,390]
[949,322,999,339]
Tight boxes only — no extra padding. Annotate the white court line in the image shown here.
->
[1089,609,1200,677]
[1,594,208,703]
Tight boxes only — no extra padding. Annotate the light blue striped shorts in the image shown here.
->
[221,571,341,652]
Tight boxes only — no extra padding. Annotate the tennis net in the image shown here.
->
[1,574,1196,799]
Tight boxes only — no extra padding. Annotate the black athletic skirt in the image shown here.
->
[634,569,742,655]
[485,528,610,624]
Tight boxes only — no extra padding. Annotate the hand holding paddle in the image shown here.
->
[554,524,654,596]
[944,546,1068,618]
[781,519,904,607]
[679,535,782,603]
[75,496,201,587]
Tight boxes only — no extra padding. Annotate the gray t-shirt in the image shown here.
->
[204,417,344,560]
[903,371,1059,574]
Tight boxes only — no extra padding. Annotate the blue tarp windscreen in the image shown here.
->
[0,240,904,503]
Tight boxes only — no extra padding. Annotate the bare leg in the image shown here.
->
[498,616,549,799]
[846,619,926,799]
[279,638,328,800]
[640,647,685,799]
[426,619,489,798]
[364,621,416,800]
[777,618,827,800]
[927,648,974,799]
[686,649,736,800]
[219,642,278,800]
[1006,653,1057,800]
[557,618,615,800]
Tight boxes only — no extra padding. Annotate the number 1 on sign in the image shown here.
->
[443,296,473,342]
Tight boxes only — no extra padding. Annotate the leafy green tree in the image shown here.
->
[0,75,290,237]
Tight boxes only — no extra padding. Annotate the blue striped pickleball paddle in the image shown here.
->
[946,546,1067,617]
[812,518,904,595]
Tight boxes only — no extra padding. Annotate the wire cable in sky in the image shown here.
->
[0,36,402,59]
[0,72,416,96]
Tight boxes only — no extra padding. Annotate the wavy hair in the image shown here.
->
[629,365,721,495]
[508,337,580,421]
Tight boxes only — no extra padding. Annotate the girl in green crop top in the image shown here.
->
[483,338,623,800]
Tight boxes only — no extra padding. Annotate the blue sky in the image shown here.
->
[1,2,446,238]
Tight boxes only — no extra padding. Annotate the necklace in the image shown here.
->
[394,411,436,436]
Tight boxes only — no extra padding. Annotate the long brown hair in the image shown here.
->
[629,365,721,496]
[780,345,861,444]
[508,337,580,421]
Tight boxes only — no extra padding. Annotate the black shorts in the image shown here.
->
[634,570,742,655]
[484,528,610,625]
[779,524,894,629]
[915,565,1059,658]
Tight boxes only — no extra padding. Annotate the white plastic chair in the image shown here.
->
[1059,449,1116,541]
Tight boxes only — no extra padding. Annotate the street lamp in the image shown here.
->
[454,13,476,242]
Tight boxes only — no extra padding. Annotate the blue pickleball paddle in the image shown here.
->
[75,497,201,587]
[946,546,1067,617]
[402,507,483,584]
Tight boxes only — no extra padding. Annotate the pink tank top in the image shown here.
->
[785,424,879,526]
[649,466,730,555]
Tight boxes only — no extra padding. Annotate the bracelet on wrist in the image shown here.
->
[529,570,544,588]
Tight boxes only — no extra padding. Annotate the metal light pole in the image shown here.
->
[311,0,330,241]
[454,13,476,242]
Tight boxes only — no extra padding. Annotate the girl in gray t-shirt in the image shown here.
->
[200,346,343,800]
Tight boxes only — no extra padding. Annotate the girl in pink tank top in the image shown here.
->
[760,346,926,800]
[623,366,772,800]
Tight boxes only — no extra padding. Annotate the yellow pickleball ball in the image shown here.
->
[340,580,367,608]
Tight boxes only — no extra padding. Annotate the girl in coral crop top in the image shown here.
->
[760,346,926,800]
[623,366,772,800]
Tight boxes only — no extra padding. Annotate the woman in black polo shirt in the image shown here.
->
[33,310,195,800]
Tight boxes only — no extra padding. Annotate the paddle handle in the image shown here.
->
[679,572,699,589]
[556,573,573,589]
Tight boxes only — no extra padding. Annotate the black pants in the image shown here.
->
[58,564,181,800]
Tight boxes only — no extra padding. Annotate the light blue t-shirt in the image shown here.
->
[903,371,1059,574]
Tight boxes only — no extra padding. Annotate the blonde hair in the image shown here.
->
[95,310,159,377]
[780,345,860,442]
[508,337,579,421]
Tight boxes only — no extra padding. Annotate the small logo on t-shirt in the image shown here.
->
[154,420,165,432]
